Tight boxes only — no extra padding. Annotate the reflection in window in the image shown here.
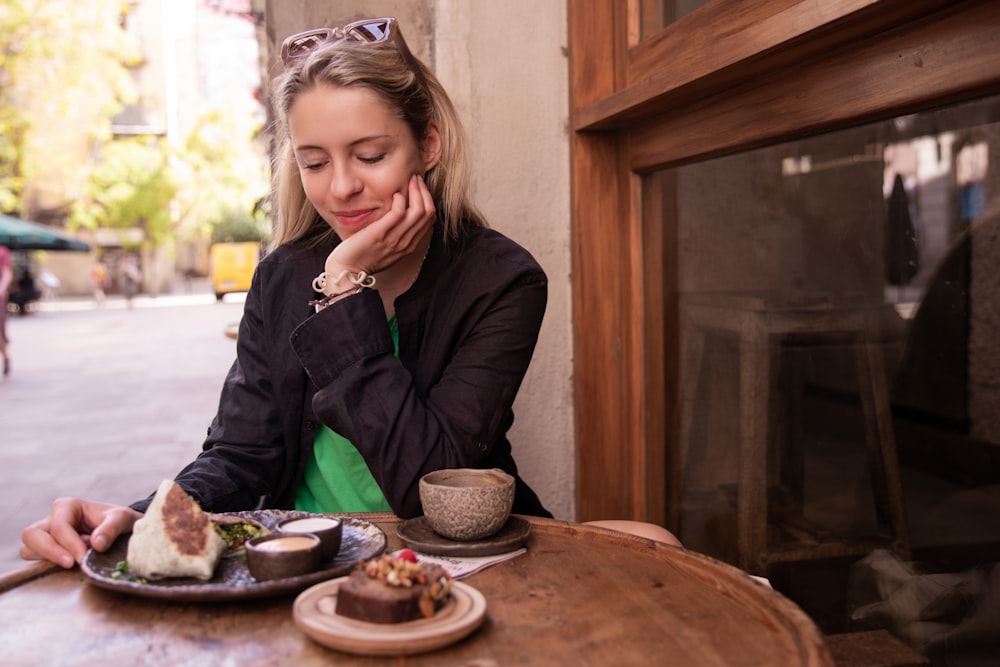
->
[666,95,1000,651]
[639,0,711,37]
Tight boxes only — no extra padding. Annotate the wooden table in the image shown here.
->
[0,515,834,666]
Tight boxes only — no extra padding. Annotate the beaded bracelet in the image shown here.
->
[312,270,377,294]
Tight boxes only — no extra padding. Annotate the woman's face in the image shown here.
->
[288,83,439,239]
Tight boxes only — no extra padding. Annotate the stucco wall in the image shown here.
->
[264,1,575,519]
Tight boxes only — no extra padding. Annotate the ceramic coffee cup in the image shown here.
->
[419,468,515,541]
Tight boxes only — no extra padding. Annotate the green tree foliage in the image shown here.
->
[71,137,178,249]
[0,0,137,214]
[173,107,270,244]
[72,107,269,251]
[210,208,269,245]
[2,0,268,250]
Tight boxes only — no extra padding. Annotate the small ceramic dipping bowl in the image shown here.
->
[277,516,343,561]
[419,468,515,541]
[244,533,322,581]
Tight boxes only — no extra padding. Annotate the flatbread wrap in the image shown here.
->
[126,480,226,581]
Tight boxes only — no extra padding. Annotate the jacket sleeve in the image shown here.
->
[131,264,292,513]
[290,263,547,518]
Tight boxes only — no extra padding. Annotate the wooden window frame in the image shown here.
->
[569,0,1000,523]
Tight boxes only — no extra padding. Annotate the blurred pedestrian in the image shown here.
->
[90,259,108,306]
[9,266,39,315]
[0,244,11,375]
[118,255,142,309]
[39,269,61,301]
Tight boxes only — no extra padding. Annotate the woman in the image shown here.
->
[21,17,550,570]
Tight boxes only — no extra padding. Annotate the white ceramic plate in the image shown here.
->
[293,576,487,656]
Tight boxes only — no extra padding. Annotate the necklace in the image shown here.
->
[408,237,431,290]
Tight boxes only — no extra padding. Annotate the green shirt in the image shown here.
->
[293,316,398,514]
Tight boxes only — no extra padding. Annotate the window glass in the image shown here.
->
[639,0,711,38]
[664,94,1000,652]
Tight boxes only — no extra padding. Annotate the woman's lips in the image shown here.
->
[333,209,376,228]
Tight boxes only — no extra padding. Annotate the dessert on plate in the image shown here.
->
[336,551,453,623]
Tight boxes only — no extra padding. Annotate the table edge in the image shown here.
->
[0,560,61,594]
[0,513,835,666]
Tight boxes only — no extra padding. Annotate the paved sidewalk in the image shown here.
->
[0,289,246,574]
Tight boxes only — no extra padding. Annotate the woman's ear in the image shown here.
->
[421,121,442,172]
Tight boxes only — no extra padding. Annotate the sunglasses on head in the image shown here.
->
[280,17,419,72]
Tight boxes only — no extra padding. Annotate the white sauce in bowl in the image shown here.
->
[281,518,339,533]
[253,536,317,552]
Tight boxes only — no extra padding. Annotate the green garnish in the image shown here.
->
[110,560,147,584]
[214,520,266,550]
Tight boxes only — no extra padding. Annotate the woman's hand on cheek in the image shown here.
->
[327,175,435,276]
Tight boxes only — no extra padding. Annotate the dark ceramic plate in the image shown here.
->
[81,511,386,602]
[396,515,531,557]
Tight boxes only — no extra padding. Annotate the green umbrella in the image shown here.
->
[0,213,91,252]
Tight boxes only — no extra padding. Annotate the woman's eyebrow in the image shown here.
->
[348,134,393,148]
[294,134,393,153]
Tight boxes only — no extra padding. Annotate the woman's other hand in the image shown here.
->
[20,498,142,568]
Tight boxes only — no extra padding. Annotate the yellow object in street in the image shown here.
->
[210,242,260,301]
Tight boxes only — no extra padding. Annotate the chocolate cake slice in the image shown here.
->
[336,554,452,624]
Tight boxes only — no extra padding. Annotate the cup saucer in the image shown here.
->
[396,516,531,557]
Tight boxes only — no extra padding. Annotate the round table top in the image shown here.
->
[0,514,833,666]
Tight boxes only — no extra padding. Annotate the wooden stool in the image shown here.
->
[670,292,911,575]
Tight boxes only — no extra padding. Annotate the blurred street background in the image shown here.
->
[0,284,245,574]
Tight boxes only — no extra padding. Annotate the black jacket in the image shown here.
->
[133,222,551,518]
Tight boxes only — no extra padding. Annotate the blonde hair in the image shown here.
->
[269,37,484,250]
